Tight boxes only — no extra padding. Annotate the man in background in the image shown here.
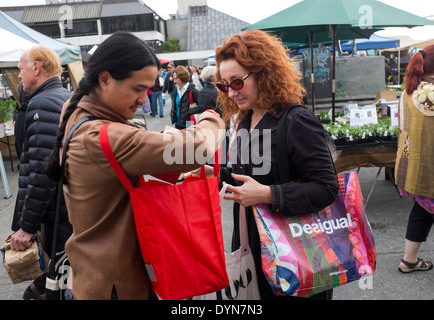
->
[10,45,72,300]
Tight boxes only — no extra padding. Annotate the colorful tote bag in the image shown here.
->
[252,171,376,297]
[100,123,229,300]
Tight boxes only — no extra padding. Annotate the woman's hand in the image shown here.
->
[223,173,272,207]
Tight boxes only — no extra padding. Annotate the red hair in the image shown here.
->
[215,30,306,123]
[404,44,434,94]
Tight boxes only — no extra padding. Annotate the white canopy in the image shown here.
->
[0,28,36,68]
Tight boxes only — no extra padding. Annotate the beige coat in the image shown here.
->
[61,95,225,299]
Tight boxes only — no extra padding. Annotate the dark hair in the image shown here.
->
[404,44,434,94]
[47,32,161,181]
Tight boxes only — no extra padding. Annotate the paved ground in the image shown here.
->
[1,96,433,300]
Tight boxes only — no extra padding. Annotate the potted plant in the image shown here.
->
[323,123,347,146]
[0,99,17,123]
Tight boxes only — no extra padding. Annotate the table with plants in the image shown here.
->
[321,115,399,204]
[322,117,397,173]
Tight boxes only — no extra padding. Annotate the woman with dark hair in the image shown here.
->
[396,45,434,273]
[47,32,224,300]
[214,30,338,299]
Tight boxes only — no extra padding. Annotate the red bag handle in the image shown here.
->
[100,123,134,191]
[100,123,221,186]
[189,91,197,125]
[189,90,194,105]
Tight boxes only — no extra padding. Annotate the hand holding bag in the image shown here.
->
[193,184,260,300]
[100,122,229,300]
[1,231,48,284]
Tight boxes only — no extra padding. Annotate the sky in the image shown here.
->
[1,0,434,39]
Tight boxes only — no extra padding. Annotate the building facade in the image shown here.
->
[1,0,166,53]
[1,0,250,65]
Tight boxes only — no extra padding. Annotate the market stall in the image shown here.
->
[323,104,400,205]
[329,143,396,173]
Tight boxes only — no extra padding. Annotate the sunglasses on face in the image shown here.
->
[216,73,250,93]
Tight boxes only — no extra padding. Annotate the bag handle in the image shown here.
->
[189,90,194,105]
[219,183,249,252]
[100,122,221,187]
[238,206,249,253]
[100,122,134,192]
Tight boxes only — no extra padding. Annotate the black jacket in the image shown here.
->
[12,77,71,248]
[220,106,338,299]
[162,72,175,94]
[186,82,221,117]
[150,75,163,92]
[170,83,199,128]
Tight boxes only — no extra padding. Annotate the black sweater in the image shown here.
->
[220,106,338,299]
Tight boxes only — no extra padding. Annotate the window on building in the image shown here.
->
[31,24,61,38]
[101,14,156,34]
[191,6,208,17]
[65,20,98,37]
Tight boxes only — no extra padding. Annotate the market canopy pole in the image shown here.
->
[331,25,337,122]
[309,31,315,113]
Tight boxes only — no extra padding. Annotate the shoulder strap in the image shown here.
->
[99,122,134,192]
[189,90,194,104]
[61,116,99,171]
[51,115,99,259]
[275,104,304,183]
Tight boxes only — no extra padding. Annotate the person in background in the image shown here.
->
[215,30,338,300]
[387,52,399,84]
[47,32,224,300]
[395,45,434,274]
[162,63,176,106]
[14,81,31,160]
[191,65,203,91]
[187,66,221,120]
[10,45,72,300]
[150,73,164,117]
[171,66,200,129]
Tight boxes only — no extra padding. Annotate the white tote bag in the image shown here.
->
[193,185,260,300]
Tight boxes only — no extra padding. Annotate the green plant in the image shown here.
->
[319,110,329,120]
[0,99,17,123]
[162,37,181,53]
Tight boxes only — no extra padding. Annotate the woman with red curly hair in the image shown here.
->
[396,45,434,274]
[216,30,338,299]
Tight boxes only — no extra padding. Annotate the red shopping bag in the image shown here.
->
[100,123,228,300]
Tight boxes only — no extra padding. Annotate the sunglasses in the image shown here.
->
[216,73,250,93]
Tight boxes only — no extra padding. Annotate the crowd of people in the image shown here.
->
[146,62,221,127]
[6,30,433,301]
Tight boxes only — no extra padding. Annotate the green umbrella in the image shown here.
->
[243,0,434,120]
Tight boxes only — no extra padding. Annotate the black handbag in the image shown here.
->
[45,116,98,300]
